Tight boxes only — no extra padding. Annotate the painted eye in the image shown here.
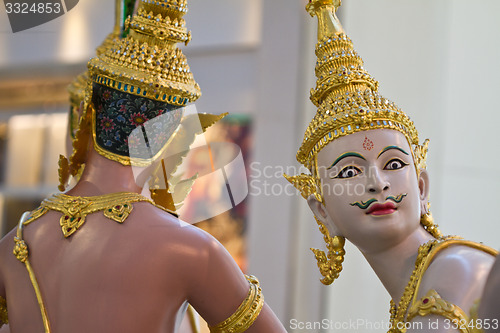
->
[384,158,408,170]
[333,166,362,179]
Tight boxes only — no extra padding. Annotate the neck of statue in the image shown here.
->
[360,226,435,304]
[67,146,144,196]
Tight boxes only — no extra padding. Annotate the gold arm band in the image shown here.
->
[0,295,8,326]
[209,275,264,333]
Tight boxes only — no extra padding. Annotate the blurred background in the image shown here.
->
[1,0,499,332]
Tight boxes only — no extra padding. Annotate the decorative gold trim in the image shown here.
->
[389,237,455,332]
[23,206,49,226]
[310,219,345,285]
[420,211,443,239]
[91,73,191,107]
[298,106,419,166]
[14,212,51,333]
[88,0,201,105]
[69,100,93,178]
[283,173,322,202]
[209,275,264,333]
[414,139,430,172]
[389,238,498,332]
[40,192,154,237]
[412,240,498,305]
[408,289,470,333]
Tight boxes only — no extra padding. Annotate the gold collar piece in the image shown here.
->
[25,192,154,238]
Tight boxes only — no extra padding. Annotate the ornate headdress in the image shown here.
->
[61,1,135,189]
[285,0,441,285]
[61,0,225,212]
[67,0,136,140]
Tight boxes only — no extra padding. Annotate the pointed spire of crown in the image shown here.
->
[306,0,344,38]
[306,0,378,107]
[296,0,418,166]
[88,0,200,107]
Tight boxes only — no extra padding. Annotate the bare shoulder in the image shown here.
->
[0,228,16,252]
[417,243,496,310]
[129,202,249,316]
[0,228,18,265]
[129,201,228,262]
[0,228,19,294]
[425,244,496,285]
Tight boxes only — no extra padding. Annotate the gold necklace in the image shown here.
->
[24,192,155,237]
[388,239,438,332]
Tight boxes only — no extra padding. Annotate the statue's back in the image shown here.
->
[0,201,205,333]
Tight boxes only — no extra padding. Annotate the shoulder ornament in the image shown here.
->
[408,289,470,332]
[41,192,154,237]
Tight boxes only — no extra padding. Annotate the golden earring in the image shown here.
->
[420,211,442,239]
[310,217,345,285]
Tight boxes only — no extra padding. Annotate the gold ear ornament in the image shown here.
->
[311,217,345,285]
[420,209,443,239]
[283,173,323,203]
[414,139,430,174]
[284,170,346,285]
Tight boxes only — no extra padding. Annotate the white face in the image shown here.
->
[314,129,426,254]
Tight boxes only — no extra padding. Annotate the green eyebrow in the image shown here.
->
[377,146,409,158]
[327,152,366,170]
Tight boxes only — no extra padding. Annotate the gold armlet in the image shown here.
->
[0,295,8,326]
[408,289,470,333]
[209,275,264,333]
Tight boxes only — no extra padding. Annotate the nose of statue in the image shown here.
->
[366,168,389,194]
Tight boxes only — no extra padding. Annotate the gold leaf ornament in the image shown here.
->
[283,173,323,202]
[103,203,133,223]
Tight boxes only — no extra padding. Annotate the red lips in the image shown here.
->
[366,202,396,216]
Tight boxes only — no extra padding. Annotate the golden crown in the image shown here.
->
[67,31,122,140]
[87,0,199,107]
[284,0,436,286]
[61,0,222,192]
[67,0,134,139]
[297,0,419,168]
[68,30,120,108]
